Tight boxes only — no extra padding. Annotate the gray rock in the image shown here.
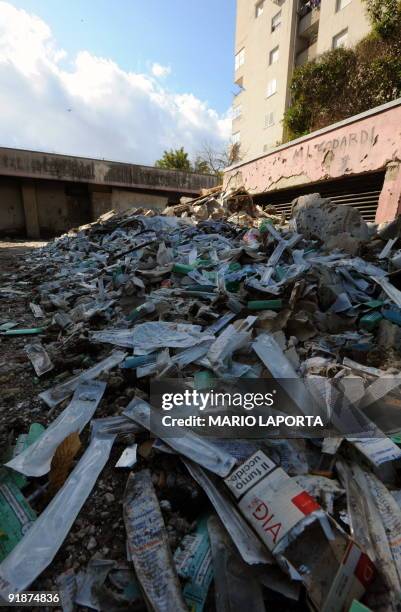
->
[87,536,97,551]
[291,193,369,252]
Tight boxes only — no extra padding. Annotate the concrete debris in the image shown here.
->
[292,193,370,252]
[2,189,401,610]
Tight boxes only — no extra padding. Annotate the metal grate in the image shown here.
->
[255,172,385,222]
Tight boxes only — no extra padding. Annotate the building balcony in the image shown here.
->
[295,41,318,66]
[234,75,244,92]
[298,1,320,40]
[298,0,321,17]
[234,69,245,85]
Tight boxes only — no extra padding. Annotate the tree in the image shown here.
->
[155,147,192,171]
[192,156,212,174]
[363,0,400,38]
[154,142,242,178]
[194,142,243,180]
[283,4,401,141]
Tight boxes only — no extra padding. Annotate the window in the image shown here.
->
[255,1,264,17]
[271,11,281,32]
[265,112,275,128]
[336,0,352,10]
[235,48,245,71]
[269,46,279,65]
[332,28,348,49]
[233,104,242,119]
[232,132,241,145]
[266,78,277,97]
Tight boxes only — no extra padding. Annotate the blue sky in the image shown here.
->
[0,0,236,163]
[8,0,236,114]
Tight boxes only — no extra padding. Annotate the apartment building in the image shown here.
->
[232,0,371,161]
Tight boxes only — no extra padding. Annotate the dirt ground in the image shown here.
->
[0,240,205,611]
[0,241,131,608]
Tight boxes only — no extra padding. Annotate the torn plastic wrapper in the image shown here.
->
[132,322,214,355]
[330,257,387,278]
[39,350,126,408]
[53,311,72,329]
[70,299,114,323]
[378,237,398,260]
[123,398,236,477]
[29,303,44,318]
[121,354,157,370]
[24,342,54,377]
[183,459,272,565]
[207,316,256,370]
[372,276,401,308]
[90,415,143,436]
[207,515,265,612]
[90,329,134,348]
[115,444,137,468]
[337,459,401,606]
[329,293,353,314]
[206,312,236,335]
[0,423,45,490]
[174,515,213,612]
[0,428,116,599]
[306,375,401,467]
[136,340,213,379]
[173,340,214,369]
[6,381,106,477]
[253,333,321,419]
[75,558,116,610]
[56,569,77,612]
[0,322,17,331]
[359,373,401,412]
[342,357,385,378]
[123,469,187,612]
[266,233,302,268]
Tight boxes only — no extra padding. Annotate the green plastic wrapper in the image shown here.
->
[0,483,36,561]
[247,299,283,311]
[173,263,195,275]
[359,311,383,331]
[174,515,213,612]
[2,328,45,336]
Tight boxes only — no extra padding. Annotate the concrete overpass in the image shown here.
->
[0,147,219,238]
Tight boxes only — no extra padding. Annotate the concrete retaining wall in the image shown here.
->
[0,147,219,238]
[224,99,401,223]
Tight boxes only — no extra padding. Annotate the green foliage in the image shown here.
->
[284,3,401,140]
[193,157,212,174]
[363,0,400,38]
[154,144,237,179]
[155,147,192,171]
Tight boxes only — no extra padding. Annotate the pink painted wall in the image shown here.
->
[224,102,401,223]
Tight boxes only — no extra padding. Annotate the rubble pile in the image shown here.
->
[2,190,401,610]
[165,185,284,227]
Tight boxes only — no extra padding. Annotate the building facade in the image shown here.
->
[232,0,371,161]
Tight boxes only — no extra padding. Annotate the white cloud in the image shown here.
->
[151,62,171,78]
[0,1,231,164]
